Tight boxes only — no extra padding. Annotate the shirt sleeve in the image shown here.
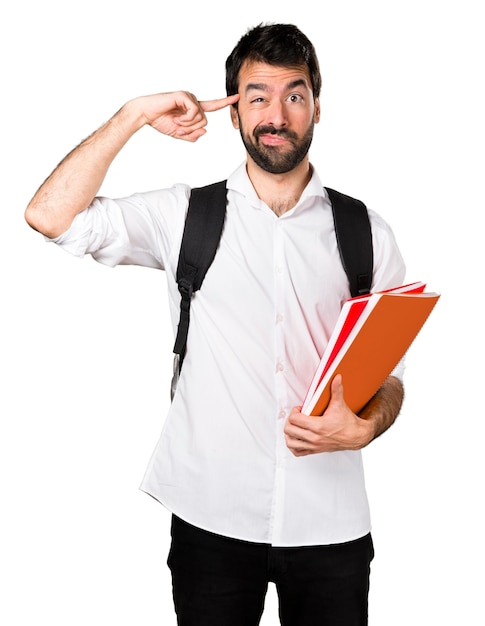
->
[390,357,405,382]
[368,209,407,294]
[367,210,407,382]
[47,184,191,270]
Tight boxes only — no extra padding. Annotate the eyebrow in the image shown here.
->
[245,78,308,94]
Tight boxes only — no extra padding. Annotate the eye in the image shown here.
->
[250,96,266,104]
[287,94,304,103]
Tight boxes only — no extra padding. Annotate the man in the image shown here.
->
[25,23,405,626]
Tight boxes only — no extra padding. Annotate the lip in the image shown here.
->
[258,134,289,146]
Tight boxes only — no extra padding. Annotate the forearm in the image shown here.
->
[25,99,146,238]
[359,375,404,443]
[25,91,239,238]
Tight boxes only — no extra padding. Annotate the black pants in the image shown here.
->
[168,515,374,626]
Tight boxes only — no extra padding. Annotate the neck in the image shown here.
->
[246,157,312,216]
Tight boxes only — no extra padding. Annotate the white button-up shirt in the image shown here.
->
[51,163,406,546]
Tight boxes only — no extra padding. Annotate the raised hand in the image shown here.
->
[25,90,240,237]
[138,91,240,142]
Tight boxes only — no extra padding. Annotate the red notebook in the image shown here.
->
[301,282,440,416]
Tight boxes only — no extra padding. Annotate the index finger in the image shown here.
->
[200,94,240,113]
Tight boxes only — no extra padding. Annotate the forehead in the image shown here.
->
[237,61,313,93]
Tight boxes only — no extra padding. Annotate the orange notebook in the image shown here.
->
[301,282,440,416]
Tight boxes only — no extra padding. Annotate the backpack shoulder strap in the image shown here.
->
[324,187,373,297]
[172,181,373,384]
[173,180,228,366]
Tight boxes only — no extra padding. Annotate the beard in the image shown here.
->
[238,117,315,174]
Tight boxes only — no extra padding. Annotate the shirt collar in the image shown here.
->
[227,162,326,214]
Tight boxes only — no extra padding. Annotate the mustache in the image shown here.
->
[254,125,298,140]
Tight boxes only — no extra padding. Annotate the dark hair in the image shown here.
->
[225,23,321,100]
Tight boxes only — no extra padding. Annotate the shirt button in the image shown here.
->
[276,361,285,372]
[276,313,284,324]
[279,409,287,419]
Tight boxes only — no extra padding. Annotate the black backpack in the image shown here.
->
[172,180,373,379]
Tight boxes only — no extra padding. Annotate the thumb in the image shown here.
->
[329,374,345,406]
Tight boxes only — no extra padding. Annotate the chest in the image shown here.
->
[197,203,351,326]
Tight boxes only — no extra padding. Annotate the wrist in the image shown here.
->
[115,98,149,135]
[362,414,379,447]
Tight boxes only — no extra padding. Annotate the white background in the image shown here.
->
[1,1,483,624]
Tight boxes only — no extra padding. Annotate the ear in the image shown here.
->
[230,105,240,129]
[314,97,321,124]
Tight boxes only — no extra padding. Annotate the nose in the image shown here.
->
[266,99,288,127]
